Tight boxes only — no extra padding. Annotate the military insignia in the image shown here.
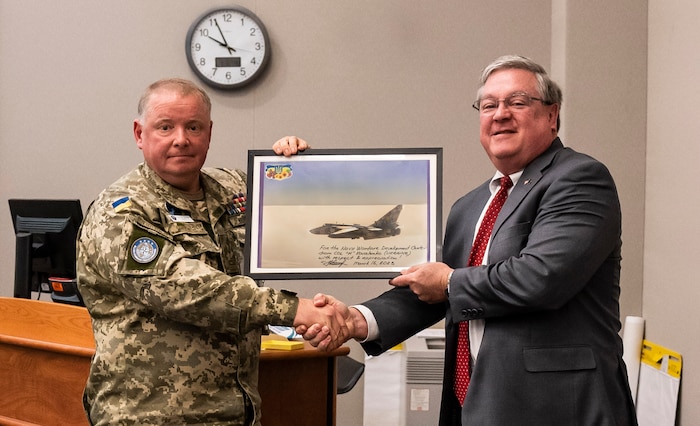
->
[228,192,247,215]
[130,237,159,264]
[112,196,132,212]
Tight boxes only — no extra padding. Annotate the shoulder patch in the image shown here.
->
[130,237,159,263]
[112,196,132,212]
[124,226,167,272]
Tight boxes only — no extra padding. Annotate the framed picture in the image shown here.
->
[244,148,442,280]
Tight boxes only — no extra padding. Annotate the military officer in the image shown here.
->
[77,78,350,425]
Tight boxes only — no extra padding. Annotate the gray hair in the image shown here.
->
[477,55,562,129]
[137,78,212,123]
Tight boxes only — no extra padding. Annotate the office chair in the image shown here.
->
[336,355,365,394]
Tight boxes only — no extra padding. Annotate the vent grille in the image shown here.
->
[16,216,69,233]
[406,357,443,384]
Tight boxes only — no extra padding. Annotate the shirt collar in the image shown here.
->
[490,170,523,194]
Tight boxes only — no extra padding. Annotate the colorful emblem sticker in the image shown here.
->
[130,237,159,264]
[264,164,293,180]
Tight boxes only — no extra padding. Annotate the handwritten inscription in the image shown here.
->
[317,244,426,267]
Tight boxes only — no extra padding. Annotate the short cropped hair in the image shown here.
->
[137,78,212,122]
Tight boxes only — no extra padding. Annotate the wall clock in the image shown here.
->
[185,7,270,90]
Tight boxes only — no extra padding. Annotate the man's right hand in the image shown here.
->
[296,293,369,351]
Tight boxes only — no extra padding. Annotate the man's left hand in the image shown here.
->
[389,262,453,303]
[272,136,310,156]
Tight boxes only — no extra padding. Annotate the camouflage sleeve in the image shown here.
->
[78,196,298,335]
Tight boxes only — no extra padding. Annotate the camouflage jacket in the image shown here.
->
[77,163,299,425]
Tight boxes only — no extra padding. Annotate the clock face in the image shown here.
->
[186,7,270,90]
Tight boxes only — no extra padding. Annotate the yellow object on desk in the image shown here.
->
[261,339,304,351]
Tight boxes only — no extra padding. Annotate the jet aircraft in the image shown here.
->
[309,205,402,240]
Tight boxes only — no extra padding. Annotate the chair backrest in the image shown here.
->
[336,354,365,394]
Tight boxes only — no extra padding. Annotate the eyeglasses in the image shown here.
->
[472,92,547,114]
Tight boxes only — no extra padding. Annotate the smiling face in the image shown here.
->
[478,68,559,174]
[133,88,212,193]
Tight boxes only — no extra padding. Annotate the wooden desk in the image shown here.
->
[0,297,348,426]
[259,335,348,426]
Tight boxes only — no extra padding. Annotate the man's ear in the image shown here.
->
[133,120,144,149]
[549,103,560,132]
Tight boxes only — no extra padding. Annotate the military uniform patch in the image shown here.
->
[131,237,159,263]
[227,192,247,215]
[112,196,132,212]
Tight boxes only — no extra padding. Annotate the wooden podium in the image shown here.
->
[0,297,348,426]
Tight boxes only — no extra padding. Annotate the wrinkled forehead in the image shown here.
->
[142,85,210,114]
[144,89,211,120]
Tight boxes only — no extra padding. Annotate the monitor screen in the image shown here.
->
[8,199,83,303]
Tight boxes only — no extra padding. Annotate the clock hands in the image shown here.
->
[214,19,229,44]
[207,35,236,54]
[210,19,236,54]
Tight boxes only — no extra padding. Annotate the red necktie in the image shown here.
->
[454,175,513,405]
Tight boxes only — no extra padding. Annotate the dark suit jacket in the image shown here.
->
[362,139,637,425]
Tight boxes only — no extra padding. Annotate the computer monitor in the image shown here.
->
[8,199,84,305]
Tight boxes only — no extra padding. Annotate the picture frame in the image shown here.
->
[243,148,442,280]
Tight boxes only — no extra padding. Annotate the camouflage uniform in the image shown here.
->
[77,163,299,425]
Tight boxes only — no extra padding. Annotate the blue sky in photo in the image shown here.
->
[259,158,431,205]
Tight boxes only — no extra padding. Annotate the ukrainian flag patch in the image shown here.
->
[112,196,132,212]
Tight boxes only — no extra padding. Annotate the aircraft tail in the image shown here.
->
[371,204,402,229]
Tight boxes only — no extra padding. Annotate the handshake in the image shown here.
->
[290,262,454,351]
[292,294,367,351]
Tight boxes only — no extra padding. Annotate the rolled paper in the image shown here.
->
[622,315,645,404]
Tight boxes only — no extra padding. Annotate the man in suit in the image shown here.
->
[300,55,637,425]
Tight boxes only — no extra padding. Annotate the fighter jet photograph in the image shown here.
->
[309,204,403,240]
[244,151,441,276]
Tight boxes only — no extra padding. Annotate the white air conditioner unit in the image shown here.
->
[363,329,445,426]
[403,330,445,426]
